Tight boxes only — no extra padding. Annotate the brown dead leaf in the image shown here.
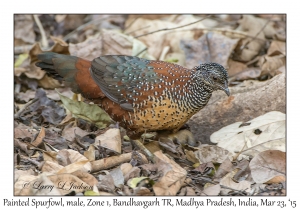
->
[158,137,178,153]
[48,173,92,195]
[84,145,96,161]
[227,59,247,77]
[127,14,171,21]
[181,32,239,69]
[68,34,103,60]
[95,128,121,154]
[14,139,32,155]
[14,169,35,182]
[16,174,62,196]
[14,60,45,80]
[29,37,69,64]
[234,67,262,81]
[267,40,286,56]
[19,37,69,82]
[152,150,187,195]
[134,187,154,196]
[69,30,148,60]
[259,55,285,76]
[41,161,64,173]
[59,112,74,125]
[29,88,66,125]
[126,15,206,59]
[57,160,91,174]
[215,158,234,179]
[219,169,251,194]
[144,141,161,154]
[201,183,221,196]
[276,65,286,75]
[62,126,89,142]
[44,88,73,101]
[194,145,230,164]
[193,162,215,175]
[71,170,98,187]
[235,15,275,61]
[44,128,68,150]
[249,150,286,184]
[63,15,87,31]
[31,127,45,147]
[120,163,133,176]
[14,124,39,140]
[178,186,196,196]
[14,15,35,44]
[43,151,58,163]
[184,149,199,164]
[102,30,133,56]
[125,18,176,59]
[15,89,35,103]
[233,159,251,182]
[124,167,141,182]
[56,149,92,173]
[97,174,115,192]
[38,74,62,89]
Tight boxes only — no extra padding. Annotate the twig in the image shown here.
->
[245,56,260,66]
[14,98,38,119]
[240,15,273,51]
[126,25,151,35]
[205,33,212,62]
[165,27,266,43]
[134,47,148,57]
[63,16,109,41]
[134,15,211,38]
[123,15,141,32]
[131,139,156,163]
[33,15,48,49]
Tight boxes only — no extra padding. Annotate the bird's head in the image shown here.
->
[194,63,230,96]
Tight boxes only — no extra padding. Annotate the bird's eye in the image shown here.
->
[213,76,218,81]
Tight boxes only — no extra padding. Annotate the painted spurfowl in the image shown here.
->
[36,52,230,146]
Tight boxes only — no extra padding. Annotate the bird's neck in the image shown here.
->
[186,80,214,111]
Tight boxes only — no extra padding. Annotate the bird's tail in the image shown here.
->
[36,52,105,99]
[35,52,79,81]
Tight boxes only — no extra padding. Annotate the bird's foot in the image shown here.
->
[157,129,198,147]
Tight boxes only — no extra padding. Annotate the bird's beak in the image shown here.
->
[224,87,230,96]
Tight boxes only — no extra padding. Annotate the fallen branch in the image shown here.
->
[134,15,211,38]
[91,152,148,173]
[33,15,48,49]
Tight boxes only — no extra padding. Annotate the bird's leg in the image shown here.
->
[126,131,156,163]
[130,138,156,163]
[72,93,80,127]
[157,129,198,147]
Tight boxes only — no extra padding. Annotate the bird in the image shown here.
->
[36,52,230,144]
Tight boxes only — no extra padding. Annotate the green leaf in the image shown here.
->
[128,177,150,188]
[84,190,100,196]
[56,90,112,129]
[14,53,29,67]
